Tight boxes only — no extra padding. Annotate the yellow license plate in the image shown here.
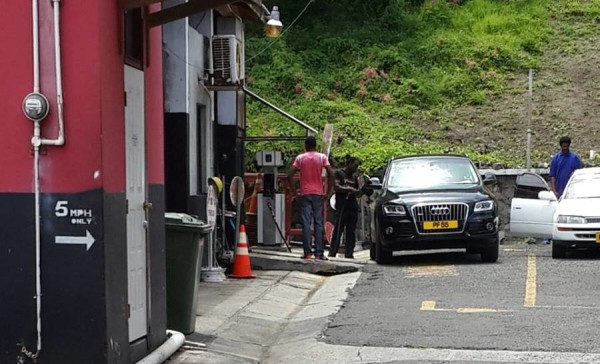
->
[596,232,600,243]
[423,220,458,230]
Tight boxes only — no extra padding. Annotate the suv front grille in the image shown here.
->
[412,203,469,234]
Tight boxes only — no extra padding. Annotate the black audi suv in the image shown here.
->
[369,155,499,264]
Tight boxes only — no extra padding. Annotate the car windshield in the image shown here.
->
[386,157,479,192]
[563,173,600,199]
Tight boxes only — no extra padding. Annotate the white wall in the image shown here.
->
[163,7,215,194]
[216,91,237,126]
[163,5,187,113]
[189,17,214,194]
[216,15,244,39]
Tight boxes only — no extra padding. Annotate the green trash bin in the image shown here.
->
[165,213,212,334]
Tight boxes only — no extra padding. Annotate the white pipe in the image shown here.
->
[25,0,65,358]
[135,330,185,364]
[32,123,43,359]
[41,0,65,146]
[25,1,43,359]
[32,0,40,93]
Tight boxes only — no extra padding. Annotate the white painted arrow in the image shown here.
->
[55,230,96,251]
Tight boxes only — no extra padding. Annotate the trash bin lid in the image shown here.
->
[165,212,212,232]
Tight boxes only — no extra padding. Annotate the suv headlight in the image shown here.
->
[557,215,586,224]
[474,200,494,212]
[383,205,406,216]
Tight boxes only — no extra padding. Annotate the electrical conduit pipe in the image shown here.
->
[25,0,66,359]
[135,331,185,364]
[24,0,43,359]
[43,0,66,146]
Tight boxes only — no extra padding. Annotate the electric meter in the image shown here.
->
[23,92,49,121]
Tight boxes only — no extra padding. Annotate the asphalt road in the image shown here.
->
[323,243,600,354]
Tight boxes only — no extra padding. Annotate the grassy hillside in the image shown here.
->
[245,0,600,173]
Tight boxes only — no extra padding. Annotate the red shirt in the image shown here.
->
[293,151,330,195]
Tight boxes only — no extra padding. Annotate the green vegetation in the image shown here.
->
[245,0,600,173]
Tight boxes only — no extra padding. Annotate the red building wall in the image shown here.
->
[0,1,165,363]
[0,0,164,194]
[0,2,36,192]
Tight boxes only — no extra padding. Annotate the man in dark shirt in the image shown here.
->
[328,155,361,259]
[549,136,582,199]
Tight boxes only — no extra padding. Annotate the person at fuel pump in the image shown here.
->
[288,136,335,260]
[328,155,361,259]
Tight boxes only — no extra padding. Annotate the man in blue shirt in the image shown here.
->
[549,136,582,198]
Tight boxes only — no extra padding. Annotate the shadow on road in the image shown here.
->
[382,249,490,266]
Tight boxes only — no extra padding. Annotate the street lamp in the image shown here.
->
[264,6,283,38]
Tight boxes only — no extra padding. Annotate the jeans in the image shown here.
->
[300,195,324,256]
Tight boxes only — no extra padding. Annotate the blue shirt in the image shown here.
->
[549,151,582,195]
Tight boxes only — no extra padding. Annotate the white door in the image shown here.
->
[510,198,556,238]
[125,65,147,341]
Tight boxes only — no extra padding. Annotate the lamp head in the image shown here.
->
[265,6,283,38]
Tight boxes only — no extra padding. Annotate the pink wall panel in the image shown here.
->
[146,3,165,186]
[0,2,36,192]
[100,0,127,194]
[36,0,103,193]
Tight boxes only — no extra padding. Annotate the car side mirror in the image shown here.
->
[357,175,382,197]
[538,191,557,201]
[367,177,382,190]
[482,172,497,186]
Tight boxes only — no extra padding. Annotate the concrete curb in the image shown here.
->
[250,253,361,275]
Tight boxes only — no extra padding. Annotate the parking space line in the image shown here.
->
[534,305,600,310]
[420,300,511,313]
[404,264,458,278]
[524,254,537,307]
[456,308,503,313]
[420,301,436,310]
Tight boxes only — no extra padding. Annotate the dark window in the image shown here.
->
[124,8,144,69]
[514,173,549,199]
[164,114,190,212]
[197,104,206,193]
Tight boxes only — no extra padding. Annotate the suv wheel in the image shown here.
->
[552,241,566,259]
[369,241,376,260]
[375,239,393,264]
[480,237,499,263]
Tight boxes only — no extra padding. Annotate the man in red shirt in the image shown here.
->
[288,136,335,260]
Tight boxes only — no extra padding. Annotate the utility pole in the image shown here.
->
[526,69,533,171]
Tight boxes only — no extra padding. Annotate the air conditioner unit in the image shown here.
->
[212,35,244,86]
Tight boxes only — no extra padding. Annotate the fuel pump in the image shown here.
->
[256,151,285,247]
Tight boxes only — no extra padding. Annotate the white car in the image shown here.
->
[510,167,600,258]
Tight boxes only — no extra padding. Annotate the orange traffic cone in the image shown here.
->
[229,225,256,279]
